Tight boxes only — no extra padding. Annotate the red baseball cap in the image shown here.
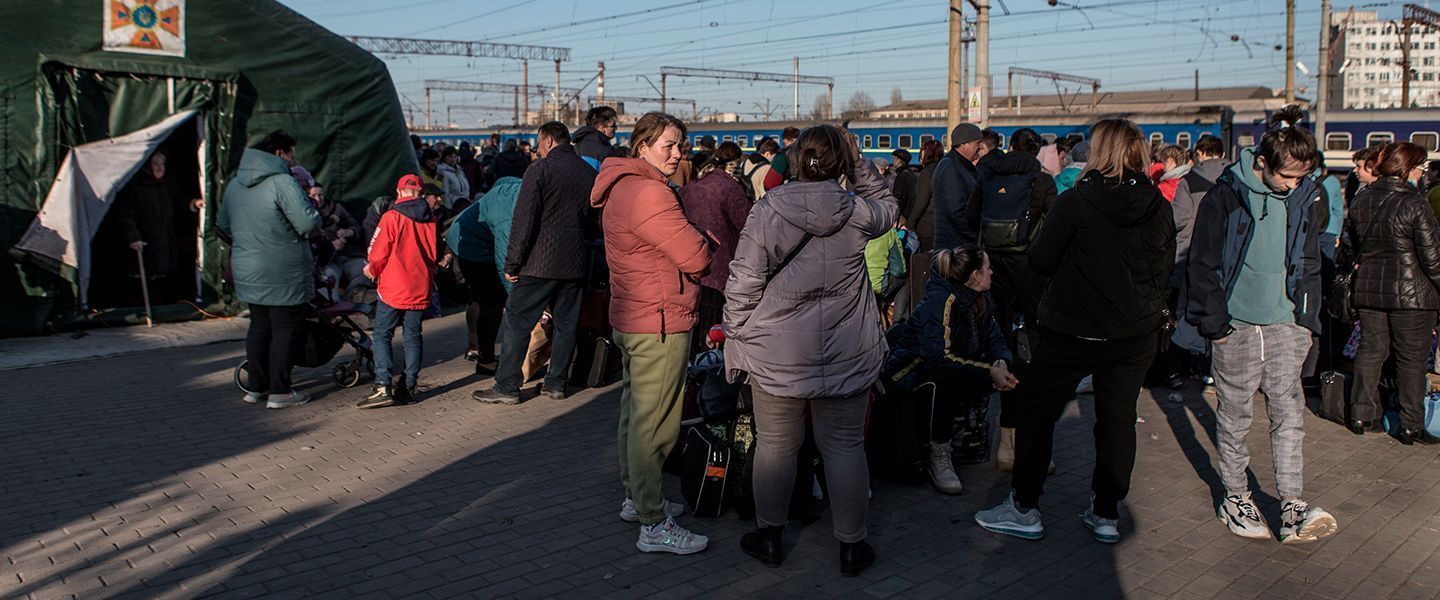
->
[396,174,423,191]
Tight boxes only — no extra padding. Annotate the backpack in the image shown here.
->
[978,171,1037,252]
[739,158,768,202]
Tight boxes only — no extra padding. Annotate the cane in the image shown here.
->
[135,245,154,328]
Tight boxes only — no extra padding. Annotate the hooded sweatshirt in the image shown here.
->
[368,196,438,310]
[1028,169,1175,340]
[572,125,618,169]
[1226,147,1295,326]
[722,159,898,399]
[217,148,321,306]
[1156,162,1192,202]
[591,158,711,334]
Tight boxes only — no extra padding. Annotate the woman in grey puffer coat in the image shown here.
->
[723,125,898,576]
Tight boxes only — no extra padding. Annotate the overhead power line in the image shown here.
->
[349,35,571,62]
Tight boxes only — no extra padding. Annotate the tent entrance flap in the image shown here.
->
[13,110,199,305]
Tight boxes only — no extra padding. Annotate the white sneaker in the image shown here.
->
[619,497,685,523]
[928,442,964,494]
[1218,492,1271,540]
[265,391,312,410]
[1080,503,1120,544]
[1279,499,1337,544]
[636,516,708,555]
[243,392,264,404]
[974,492,1044,540]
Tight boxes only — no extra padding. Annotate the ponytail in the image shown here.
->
[1257,105,1320,171]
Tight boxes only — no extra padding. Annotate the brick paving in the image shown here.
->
[3,311,1440,599]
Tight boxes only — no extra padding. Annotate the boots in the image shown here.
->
[741,525,784,566]
[928,442,964,494]
[995,427,1016,472]
[840,539,876,577]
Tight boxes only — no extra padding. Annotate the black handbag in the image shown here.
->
[1329,205,1383,322]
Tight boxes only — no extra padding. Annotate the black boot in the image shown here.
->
[1399,428,1440,446]
[741,526,784,567]
[1348,420,1381,436]
[840,539,875,577]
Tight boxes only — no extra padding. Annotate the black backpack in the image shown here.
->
[978,171,1037,252]
[739,158,768,202]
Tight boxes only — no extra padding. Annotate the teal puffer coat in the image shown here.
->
[217,149,321,306]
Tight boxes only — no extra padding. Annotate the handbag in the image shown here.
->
[1328,206,1383,322]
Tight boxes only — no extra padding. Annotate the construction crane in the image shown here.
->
[1006,66,1100,114]
[659,64,834,119]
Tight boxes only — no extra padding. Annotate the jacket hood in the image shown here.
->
[1193,157,1227,182]
[1074,168,1165,228]
[572,125,610,145]
[980,150,1042,177]
[391,197,435,222]
[1228,147,1289,199]
[236,148,292,188]
[1159,163,1192,182]
[764,180,856,236]
[590,157,666,208]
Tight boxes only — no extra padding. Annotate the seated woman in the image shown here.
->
[883,245,1017,495]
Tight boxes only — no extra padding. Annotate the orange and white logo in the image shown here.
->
[103,0,185,57]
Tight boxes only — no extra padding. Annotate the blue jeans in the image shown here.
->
[373,300,424,388]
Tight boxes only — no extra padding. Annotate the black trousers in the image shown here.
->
[245,304,305,395]
[916,366,992,442]
[1012,327,1158,520]
[459,259,508,360]
[494,276,583,394]
[989,251,1045,429]
[1351,308,1436,429]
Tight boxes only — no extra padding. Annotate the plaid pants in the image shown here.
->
[1211,322,1311,499]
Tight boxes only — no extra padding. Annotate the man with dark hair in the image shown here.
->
[574,106,621,169]
[767,127,802,186]
[978,128,1002,159]
[932,123,984,248]
[691,135,717,179]
[473,122,597,405]
[891,148,917,218]
[420,148,442,190]
[1173,135,1227,278]
[488,139,531,187]
[219,129,320,409]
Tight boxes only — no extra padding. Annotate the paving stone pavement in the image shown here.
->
[4,311,1440,599]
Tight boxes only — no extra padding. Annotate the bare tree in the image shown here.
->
[808,94,830,121]
[890,86,904,105]
[842,91,877,119]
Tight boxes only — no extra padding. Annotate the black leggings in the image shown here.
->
[915,366,992,442]
[459,259,508,360]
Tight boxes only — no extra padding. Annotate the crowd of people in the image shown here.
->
[208,100,1440,576]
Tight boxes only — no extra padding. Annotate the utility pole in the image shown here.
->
[948,0,963,137]
[522,59,529,125]
[425,87,431,130]
[1285,0,1296,104]
[660,73,667,114]
[554,59,562,122]
[597,61,605,103]
[975,0,991,128]
[1317,0,1330,141]
[793,57,800,120]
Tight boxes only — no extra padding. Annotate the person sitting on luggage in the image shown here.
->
[883,245,1017,495]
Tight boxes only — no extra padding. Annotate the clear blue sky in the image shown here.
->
[280,0,1403,127]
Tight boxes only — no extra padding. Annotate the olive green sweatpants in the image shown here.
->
[615,330,691,525]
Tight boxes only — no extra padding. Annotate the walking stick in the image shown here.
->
[135,245,154,328]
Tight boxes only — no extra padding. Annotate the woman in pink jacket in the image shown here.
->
[590,112,713,556]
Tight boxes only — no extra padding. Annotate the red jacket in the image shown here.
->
[591,158,711,334]
[367,198,438,310]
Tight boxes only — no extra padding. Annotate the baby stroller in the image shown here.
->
[233,293,374,393]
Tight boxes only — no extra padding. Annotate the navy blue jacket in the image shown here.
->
[1183,165,1323,339]
[884,271,1011,388]
[931,149,979,249]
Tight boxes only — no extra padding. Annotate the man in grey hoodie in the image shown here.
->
[1171,135,1227,279]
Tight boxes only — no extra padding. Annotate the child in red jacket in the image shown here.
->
[359,176,441,408]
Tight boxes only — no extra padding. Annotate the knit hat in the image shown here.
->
[950,123,982,146]
[290,165,315,189]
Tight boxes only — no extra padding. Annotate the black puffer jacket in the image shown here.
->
[1029,169,1175,340]
[1340,177,1440,310]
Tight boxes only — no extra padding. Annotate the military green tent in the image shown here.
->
[0,0,417,336]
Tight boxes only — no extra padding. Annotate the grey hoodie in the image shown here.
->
[722,159,899,399]
[1172,157,1228,272]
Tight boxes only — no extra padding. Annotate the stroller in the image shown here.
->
[233,292,374,394]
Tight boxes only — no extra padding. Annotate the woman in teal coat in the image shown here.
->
[218,131,321,409]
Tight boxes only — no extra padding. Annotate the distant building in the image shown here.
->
[1328,10,1440,109]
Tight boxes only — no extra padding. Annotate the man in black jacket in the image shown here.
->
[573,106,621,169]
[473,122,597,405]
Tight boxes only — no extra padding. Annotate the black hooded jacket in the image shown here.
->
[1029,169,1176,340]
[572,125,620,167]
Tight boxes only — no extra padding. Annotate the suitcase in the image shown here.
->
[866,381,933,484]
[680,423,731,518]
[1318,370,1349,425]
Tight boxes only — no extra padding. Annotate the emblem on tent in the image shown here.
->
[103,0,185,57]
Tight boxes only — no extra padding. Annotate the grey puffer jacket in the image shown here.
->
[723,159,899,399]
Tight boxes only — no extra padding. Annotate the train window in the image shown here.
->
[722,135,734,143]
[1411,132,1439,152]
[1149,132,1164,146]
[1176,133,1192,149]
[920,134,934,145]
[738,135,749,148]
[1040,133,1057,144]
[878,135,892,149]
[863,135,873,149]
[1325,133,1352,151]
[1367,132,1394,147]
[1065,133,1085,144]
[899,135,913,148]
[1237,133,1255,148]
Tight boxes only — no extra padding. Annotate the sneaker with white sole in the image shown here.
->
[619,497,686,523]
[1218,491,1271,540]
[265,391,312,410]
[1080,505,1120,544]
[974,492,1044,540]
[243,392,264,405]
[1278,499,1337,544]
[636,516,708,555]
[928,442,964,495]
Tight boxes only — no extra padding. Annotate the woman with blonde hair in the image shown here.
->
[975,118,1175,545]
